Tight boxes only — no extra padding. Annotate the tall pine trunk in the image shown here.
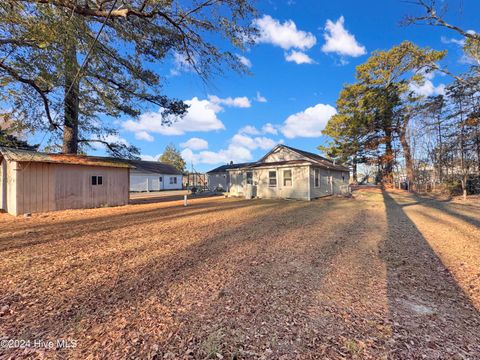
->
[399,127,414,188]
[383,127,394,185]
[62,40,79,154]
[352,157,358,184]
[398,112,414,189]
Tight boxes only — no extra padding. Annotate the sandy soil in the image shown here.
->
[0,190,479,359]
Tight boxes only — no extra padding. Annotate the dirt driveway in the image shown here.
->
[0,190,479,359]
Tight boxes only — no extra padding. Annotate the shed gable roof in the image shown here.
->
[0,147,132,168]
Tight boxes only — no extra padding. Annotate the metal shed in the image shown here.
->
[0,147,131,216]
[125,159,183,192]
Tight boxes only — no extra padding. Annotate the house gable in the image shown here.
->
[261,145,307,163]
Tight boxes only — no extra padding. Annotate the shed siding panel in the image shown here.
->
[0,159,6,212]
[8,161,18,215]
[13,163,128,215]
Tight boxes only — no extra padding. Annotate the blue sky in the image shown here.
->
[96,0,478,172]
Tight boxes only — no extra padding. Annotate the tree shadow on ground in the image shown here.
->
[0,199,267,252]
[381,191,480,358]
[1,198,359,359]
[398,192,480,229]
[129,192,222,205]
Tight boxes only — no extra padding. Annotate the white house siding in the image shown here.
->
[228,170,245,196]
[130,171,182,192]
[310,167,349,198]
[333,171,349,193]
[8,162,129,216]
[207,173,229,191]
[229,165,310,200]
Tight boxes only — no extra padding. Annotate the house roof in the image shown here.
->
[0,147,132,168]
[242,160,310,168]
[124,159,182,175]
[207,162,255,174]
[233,145,350,172]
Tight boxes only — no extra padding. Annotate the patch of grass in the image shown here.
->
[201,330,225,359]
[344,338,365,357]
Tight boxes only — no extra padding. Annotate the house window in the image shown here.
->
[159,176,163,182]
[91,176,103,186]
[268,171,277,187]
[169,176,177,184]
[283,169,292,187]
[246,171,253,185]
[314,169,320,188]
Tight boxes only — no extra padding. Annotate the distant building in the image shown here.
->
[206,162,254,192]
[125,159,183,192]
[228,145,350,200]
[0,147,131,216]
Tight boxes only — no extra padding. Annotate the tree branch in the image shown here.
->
[404,0,480,41]
[0,62,59,129]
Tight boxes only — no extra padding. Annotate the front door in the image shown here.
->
[159,176,164,190]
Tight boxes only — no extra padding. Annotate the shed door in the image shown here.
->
[90,174,108,207]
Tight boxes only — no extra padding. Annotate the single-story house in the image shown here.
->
[228,145,350,200]
[206,162,254,192]
[125,159,182,192]
[0,147,131,216]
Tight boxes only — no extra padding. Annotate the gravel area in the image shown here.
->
[0,190,479,359]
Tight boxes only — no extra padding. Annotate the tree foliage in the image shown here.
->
[322,41,445,185]
[159,143,186,173]
[0,0,257,156]
[0,129,37,150]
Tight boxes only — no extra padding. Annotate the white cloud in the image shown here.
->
[239,125,261,135]
[321,16,366,57]
[91,134,130,150]
[440,36,466,46]
[122,97,225,137]
[459,54,480,66]
[285,50,315,64]
[280,103,337,138]
[410,79,446,97]
[181,145,253,165]
[231,133,278,150]
[237,54,252,68]
[207,95,251,109]
[140,154,162,161]
[134,131,154,142]
[253,15,316,51]
[262,123,278,135]
[239,123,278,136]
[255,91,267,103]
[180,137,209,150]
[170,51,196,76]
[181,127,283,166]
